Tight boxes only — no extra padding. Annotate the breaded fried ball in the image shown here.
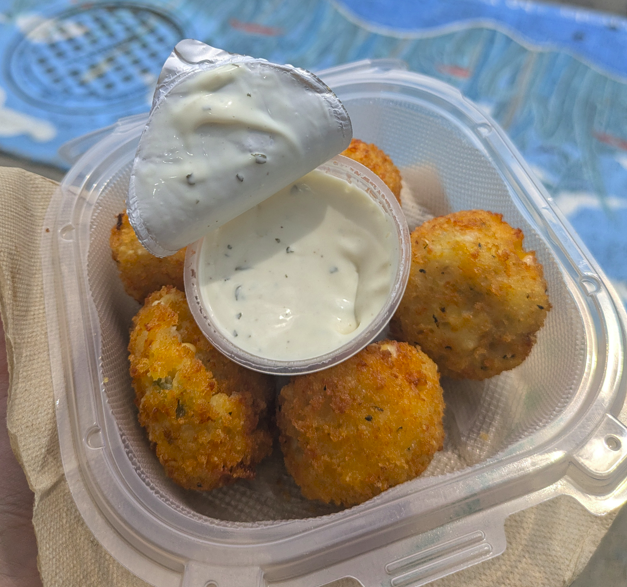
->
[342,138,402,202]
[110,211,186,303]
[128,286,274,491]
[391,210,551,380]
[277,340,444,506]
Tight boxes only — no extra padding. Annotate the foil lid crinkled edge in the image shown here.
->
[127,39,352,258]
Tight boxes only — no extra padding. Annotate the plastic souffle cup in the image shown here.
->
[184,154,411,375]
[41,58,627,587]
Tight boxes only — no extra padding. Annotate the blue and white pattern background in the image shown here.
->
[1,0,626,306]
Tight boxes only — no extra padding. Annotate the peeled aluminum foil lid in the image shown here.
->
[127,40,353,257]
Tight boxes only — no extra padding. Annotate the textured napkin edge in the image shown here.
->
[0,167,151,587]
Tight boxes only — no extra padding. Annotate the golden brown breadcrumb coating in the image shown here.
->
[277,340,444,506]
[391,210,551,380]
[341,138,402,202]
[110,211,186,303]
[128,286,274,491]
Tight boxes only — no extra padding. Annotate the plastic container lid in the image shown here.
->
[127,40,352,257]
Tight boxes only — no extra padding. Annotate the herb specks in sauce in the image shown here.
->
[197,170,396,361]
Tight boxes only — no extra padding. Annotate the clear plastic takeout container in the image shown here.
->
[42,59,627,587]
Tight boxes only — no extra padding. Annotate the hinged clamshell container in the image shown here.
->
[42,59,627,587]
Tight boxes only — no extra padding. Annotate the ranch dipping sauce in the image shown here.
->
[196,168,397,361]
[130,42,409,371]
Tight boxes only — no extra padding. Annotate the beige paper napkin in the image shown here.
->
[0,167,149,587]
[0,166,620,587]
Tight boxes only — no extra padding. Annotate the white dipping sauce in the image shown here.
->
[129,61,351,257]
[197,169,396,361]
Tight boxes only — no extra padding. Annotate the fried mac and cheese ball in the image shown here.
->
[128,286,274,491]
[391,210,551,380]
[110,211,186,303]
[342,138,402,202]
[278,340,444,506]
